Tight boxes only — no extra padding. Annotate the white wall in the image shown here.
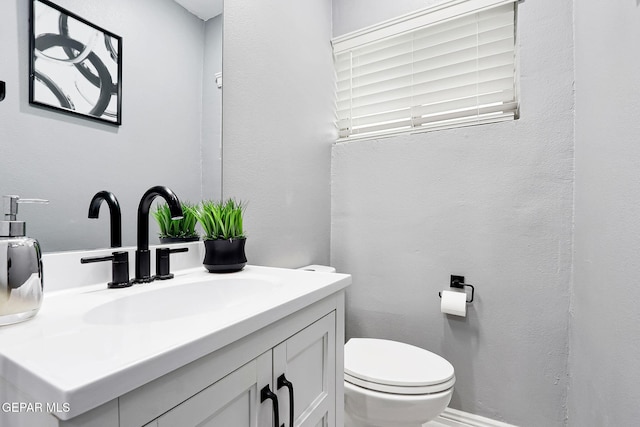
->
[223,0,335,268]
[201,14,223,201]
[570,2,640,425]
[331,0,574,425]
[333,0,443,35]
[0,0,206,252]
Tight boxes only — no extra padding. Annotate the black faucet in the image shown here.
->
[134,186,183,283]
[88,191,122,248]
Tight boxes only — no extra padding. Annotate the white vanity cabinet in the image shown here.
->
[0,265,349,427]
[116,295,342,427]
[144,352,271,427]
[143,312,335,427]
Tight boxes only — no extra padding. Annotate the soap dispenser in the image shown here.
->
[0,195,48,326]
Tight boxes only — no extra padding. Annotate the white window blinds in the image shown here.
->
[332,0,518,140]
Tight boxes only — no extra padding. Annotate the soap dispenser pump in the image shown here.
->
[0,195,48,326]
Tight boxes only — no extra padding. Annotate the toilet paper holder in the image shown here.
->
[439,275,475,303]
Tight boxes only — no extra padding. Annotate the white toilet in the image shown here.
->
[344,338,455,427]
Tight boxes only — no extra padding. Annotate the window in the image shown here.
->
[332,0,518,140]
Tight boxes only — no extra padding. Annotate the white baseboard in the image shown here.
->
[429,407,519,427]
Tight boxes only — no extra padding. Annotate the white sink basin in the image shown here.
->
[84,277,282,324]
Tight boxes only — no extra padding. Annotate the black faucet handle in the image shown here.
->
[81,251,132,288]
[155,247,189,280]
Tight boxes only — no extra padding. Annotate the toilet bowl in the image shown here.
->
[344,338,455,427]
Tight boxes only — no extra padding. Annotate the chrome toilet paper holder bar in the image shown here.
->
[439,275,475,303]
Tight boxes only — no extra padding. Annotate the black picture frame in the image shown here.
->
[29,0,122,125]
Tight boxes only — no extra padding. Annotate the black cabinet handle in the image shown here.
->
[277,374,294,427]
[260,385,281,427]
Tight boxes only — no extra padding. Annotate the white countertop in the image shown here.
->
[0,265,350,420]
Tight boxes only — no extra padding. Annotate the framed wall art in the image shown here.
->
[29,0,122,125]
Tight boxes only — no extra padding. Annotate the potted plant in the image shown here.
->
[153,202,199,243]
[193,199,247,273]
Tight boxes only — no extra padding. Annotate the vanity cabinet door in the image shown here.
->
[121,299,342,427]
[273,312,336,427]
[151,351,273,427]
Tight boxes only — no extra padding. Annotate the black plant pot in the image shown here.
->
[159,236,200,244]
[203,238,247,273]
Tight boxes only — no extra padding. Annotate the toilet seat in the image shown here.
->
[344,338,455,395]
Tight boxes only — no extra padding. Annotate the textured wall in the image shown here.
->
[331,0,574,425]
[570,2,640,425]
[223,0,335,268]
[333,0,442,36]
[0,0,206,252]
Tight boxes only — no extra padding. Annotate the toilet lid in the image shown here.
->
[344,338,455,394]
